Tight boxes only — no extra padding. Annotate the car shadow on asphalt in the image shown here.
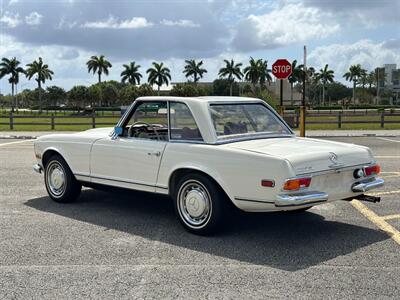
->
[24,188,388,271]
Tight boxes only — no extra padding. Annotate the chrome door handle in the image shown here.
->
[147,151,161,157]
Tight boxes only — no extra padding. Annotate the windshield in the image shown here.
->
[210,103,292,139]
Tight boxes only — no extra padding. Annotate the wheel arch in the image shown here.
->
[168,167,237,208]
[42,147,68,168]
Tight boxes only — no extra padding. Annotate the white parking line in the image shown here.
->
[369,190,400,196]
[375,156,400,159]
[377,137,400,143]
[0,139,34,147]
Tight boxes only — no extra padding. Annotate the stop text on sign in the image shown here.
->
[272,59,292,80]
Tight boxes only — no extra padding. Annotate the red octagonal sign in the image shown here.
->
[272,59,292,80]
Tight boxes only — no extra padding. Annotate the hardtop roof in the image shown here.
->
[136,96,263,104]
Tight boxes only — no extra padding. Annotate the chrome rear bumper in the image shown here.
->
[351,178,384,192]
[275,191,328,207]
[33,164,42,174]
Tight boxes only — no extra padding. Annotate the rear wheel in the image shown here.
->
[44,155,81,203]
[173,173,227,235]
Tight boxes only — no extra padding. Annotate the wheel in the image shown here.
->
[173,173,227,235]
[44,154,81,203]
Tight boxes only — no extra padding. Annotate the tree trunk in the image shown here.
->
[290,82,293,104]
[15,84,18,110]
[157,85,160,96]
[230,82,233,96]
[98,72,101,83]
[38,81,42,113]
[353,81,356,105]
[322,84,325,106]
[11,83,15,113]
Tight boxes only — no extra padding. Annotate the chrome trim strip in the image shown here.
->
[275,191,329,207]
[296,162,376,176]
[33,164,42,174]
[74,173,169,190]
[234,197,275,204]
[352,178,384,192]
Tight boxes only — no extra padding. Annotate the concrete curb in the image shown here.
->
[0,135,38,140]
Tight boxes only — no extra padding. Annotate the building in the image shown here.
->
[377,64,400,104]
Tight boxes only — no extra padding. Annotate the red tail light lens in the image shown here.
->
[283,177,311,191]
[261,180,275,187]
[364,165,381,176]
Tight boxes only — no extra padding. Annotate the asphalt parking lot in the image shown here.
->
[0,136,399,299]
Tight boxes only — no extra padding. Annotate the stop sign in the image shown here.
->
[272,59,292,80]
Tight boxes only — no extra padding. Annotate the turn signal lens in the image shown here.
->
[283,177,311,191]
[364,165,381,176]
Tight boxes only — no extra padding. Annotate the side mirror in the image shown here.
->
[114,126,123,136]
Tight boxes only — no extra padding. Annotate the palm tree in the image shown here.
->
[259,59,272,88]
[288,60,303,103]
[183,59,207,84]
[120,62,142,85]
[25,57,54,112]
[359,68,368,90]
[87,55,112,83]
[0,57,25,111]
[315,64,334,105]
[343,64,363,104]
[244,57,261,92]
[218,59,243,96]
[367,71,375,89]
[146,62,171,96]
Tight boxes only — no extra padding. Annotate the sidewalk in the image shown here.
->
[1,130,400,139]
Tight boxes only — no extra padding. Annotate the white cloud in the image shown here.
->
[82,16,153,29]
[160,19,200,28]
[25,12,43,26]
[8,0,19,5]
[309,40,400,80]
[232,3,340,51]
[57,17,78,29]
[0,11,21,28]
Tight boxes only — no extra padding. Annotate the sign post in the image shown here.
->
[299,46,307,137]
[272,59,292,116]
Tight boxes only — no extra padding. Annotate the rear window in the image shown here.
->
[210,103,291,139]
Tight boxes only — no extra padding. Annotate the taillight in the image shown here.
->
[364,165,380,176]
[283,177,311,191]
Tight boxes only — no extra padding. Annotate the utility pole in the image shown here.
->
[299,45,307,137]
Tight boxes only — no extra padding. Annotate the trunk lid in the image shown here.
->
[226,137,373,174]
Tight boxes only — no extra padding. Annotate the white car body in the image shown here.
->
[33,96,384,212]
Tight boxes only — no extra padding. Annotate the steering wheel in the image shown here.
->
[128,122,160,139]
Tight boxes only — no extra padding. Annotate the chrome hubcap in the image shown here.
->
[47,162,66,197]
[178,180,211,228]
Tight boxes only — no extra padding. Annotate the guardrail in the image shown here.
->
[1,111,400,130]
[284,111,400,128]
[0,113,119,130]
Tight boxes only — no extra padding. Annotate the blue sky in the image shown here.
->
[0,0,399,93]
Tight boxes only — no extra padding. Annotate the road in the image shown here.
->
[0,137,399,299]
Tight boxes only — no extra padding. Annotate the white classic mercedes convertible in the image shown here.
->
[33,96,384,234]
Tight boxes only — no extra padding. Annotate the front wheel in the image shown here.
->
[44,155,81,203]
[173,173,227,235]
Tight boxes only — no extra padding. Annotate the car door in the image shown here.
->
[90,101,168,192]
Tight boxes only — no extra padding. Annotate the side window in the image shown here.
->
[169,102,203,141]
[124,101,168,141]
